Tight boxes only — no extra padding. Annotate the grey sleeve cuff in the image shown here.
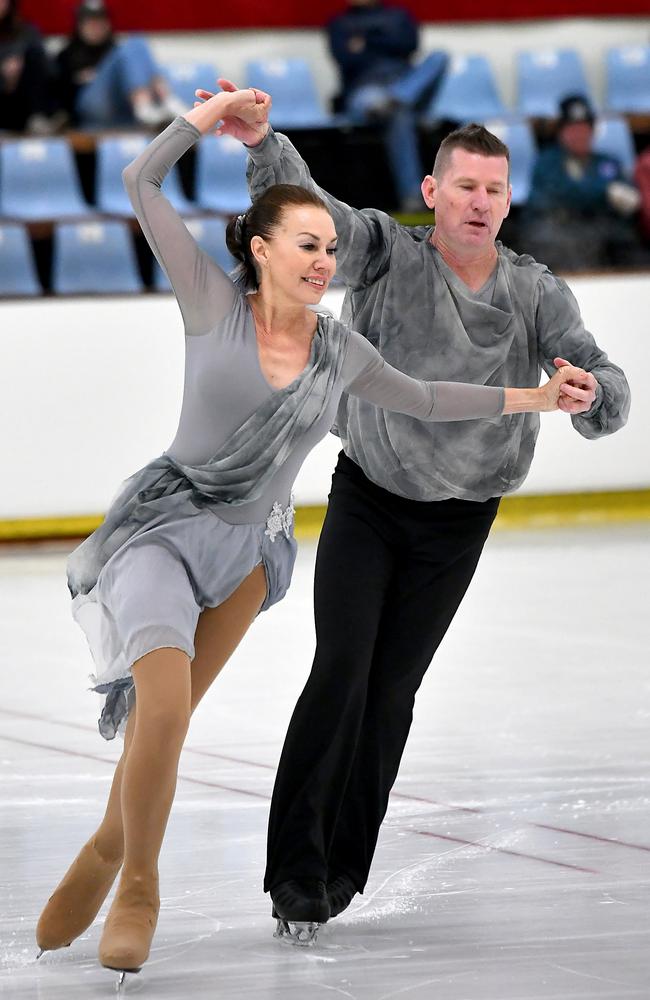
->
[581,382,605,418]
[245,127,283,165]
[172,116,201,142]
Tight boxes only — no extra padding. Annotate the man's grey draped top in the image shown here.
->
[67,117,507,598]
[247,128,630,502]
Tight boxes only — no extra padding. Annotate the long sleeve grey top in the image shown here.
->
[121,117,506,525]
[247,129,631,502]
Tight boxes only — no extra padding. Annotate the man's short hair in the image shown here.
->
[433,124,510,182]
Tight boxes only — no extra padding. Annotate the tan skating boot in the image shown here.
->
[98,873,160,974]
[36,837,123,953]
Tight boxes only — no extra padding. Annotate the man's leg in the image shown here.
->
[327,497,500,893]
[384,110,425,209]
[345,83,423,210]
[389,52,447,110]
[264,457,396,893]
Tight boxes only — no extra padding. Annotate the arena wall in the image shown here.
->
[22,1,650,33]
[0,273,646,522]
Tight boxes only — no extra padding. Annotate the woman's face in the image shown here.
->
[0,0,12,20]
[252,205,338,304]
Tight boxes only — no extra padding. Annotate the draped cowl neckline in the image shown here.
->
[431,246,515,338]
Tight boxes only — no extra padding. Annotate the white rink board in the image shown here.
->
[0,273,646,519]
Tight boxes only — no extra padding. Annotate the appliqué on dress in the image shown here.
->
[265,497,295,543]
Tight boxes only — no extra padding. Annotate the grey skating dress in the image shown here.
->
[68,118,506,739]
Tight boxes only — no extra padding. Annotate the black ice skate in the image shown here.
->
[271,878,330,945]
[327,873,358,918]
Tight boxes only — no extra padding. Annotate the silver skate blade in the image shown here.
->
[273,918,320,946]
[116,971,126,994]
[36,949,44,960]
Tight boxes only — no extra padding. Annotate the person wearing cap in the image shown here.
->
[525,94,645,271]
[56,1,184,127]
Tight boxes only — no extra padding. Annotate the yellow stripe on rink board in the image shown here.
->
[0,515,104,541]
[0,490,649,543]
[295,490,650,538]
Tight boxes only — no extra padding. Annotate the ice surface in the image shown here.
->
[1,524,649,998]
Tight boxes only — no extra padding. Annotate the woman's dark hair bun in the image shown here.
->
[225,213,247,262]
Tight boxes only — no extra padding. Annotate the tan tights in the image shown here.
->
[93,564,267,878]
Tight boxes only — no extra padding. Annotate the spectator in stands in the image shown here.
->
[525,94,645,271]
[634,145,650,246]
[0,0,63,133]
[327,0,445,212]
[56,0,185,128]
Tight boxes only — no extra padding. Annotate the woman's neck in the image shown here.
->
[249,291,315,341]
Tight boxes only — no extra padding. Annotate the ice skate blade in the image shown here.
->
[102,965,141,993]
[273,917,321,946]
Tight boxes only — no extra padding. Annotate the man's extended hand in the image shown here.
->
[194,78,271,146]
[553,356,599,414]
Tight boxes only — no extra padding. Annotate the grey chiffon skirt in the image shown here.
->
[71,508,297,740]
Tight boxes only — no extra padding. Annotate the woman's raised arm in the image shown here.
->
[122,114,238,337]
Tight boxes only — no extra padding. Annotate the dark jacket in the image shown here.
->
[0,1,56,129]
[327,2,418,95]
[56,33,114,115]
[528,144,624,219]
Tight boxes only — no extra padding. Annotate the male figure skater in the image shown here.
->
[204,81,631,931]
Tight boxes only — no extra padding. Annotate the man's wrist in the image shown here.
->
[245,126,281,163]
[245,123,270,148]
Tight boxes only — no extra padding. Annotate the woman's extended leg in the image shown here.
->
[98,647,192,971]
[98,564,267,971]
[36,564,267,959]
[36,713,136,953]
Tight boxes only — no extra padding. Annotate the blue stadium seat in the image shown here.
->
[516,49,592,118]
[593,115,637,179]
[52,221,143,294]
[165,62,219,109]
[426,55,506,123]
[154,216,236,291]
[96,135,195,216]
[0,138,89,220]
[195,134,250,214]
[245,58,331,128]
[606,45,650,114]
[483,119,537,206]
[0,224,41,296]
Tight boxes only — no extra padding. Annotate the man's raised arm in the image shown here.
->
[201,79,396,290]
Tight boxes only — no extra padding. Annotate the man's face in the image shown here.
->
[422,148,511,254]
[558,121,593,159]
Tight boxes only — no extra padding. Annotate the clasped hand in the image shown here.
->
[190,78,272,144]
[545,358,599,413]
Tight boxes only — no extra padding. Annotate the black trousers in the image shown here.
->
[264,453,500,893]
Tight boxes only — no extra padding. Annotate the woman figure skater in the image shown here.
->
[35,87,584,977]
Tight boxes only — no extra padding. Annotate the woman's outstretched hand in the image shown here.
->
[190,78,272,144]
[503,362,592,414]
